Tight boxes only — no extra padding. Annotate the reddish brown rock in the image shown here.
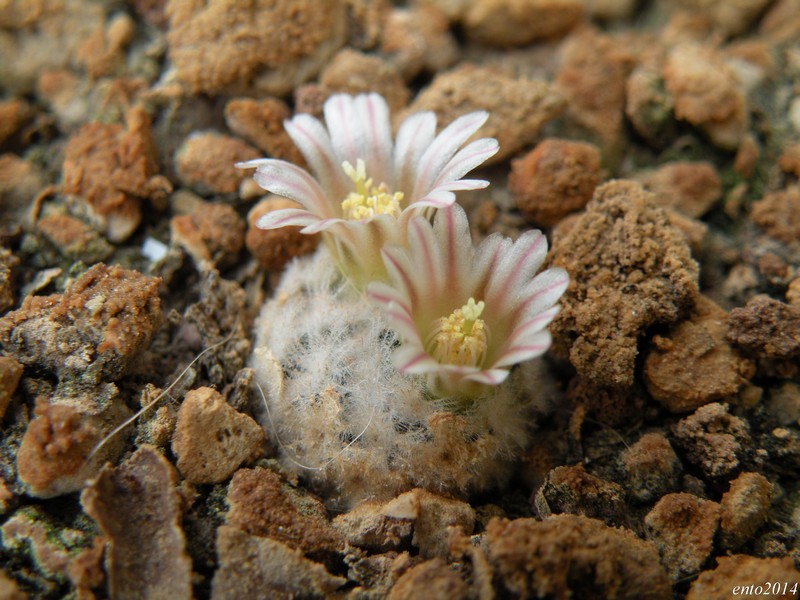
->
[62,107,172,242]
[35,213,113,263]
[224,97,305,164]
[165,0,347,97]
[644,296,754,413]
[171,387,265,484]
[549,180,699,389]
[719,472,773,550]
[0,356,22,419]
[751,186,800,246]
[509,138,601,227]
[170,201,245,269]
[644,492,721,581]
[404,64,565,164]
[687,555,800,600]
[246,196,320,272]
[638,161,722,218]
[0,263,162,384]
[75,13,135,79]
[672,402,753,480]
[621,432,681,503]
[174,131,260,196]
[486,515,671,599]
[727,295,800,361]
[0,154,45,227]
[463,0,582,47]
[225,467,342,557]
[380,6,459,80]
[0,98,32,146]
[388,558,468,600]
[81,446,192,600]
[320,48,409,112]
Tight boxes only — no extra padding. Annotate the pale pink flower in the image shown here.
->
[237,93,498,287]
[367,204,569,398]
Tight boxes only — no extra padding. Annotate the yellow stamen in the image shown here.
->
[341,159,403,221]
[427,298,489,367]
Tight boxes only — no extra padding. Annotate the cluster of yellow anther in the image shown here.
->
[427,298,489,367]
[340,159,404,221]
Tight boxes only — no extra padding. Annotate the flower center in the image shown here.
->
[427,298,489,367]
[340,159,403,221]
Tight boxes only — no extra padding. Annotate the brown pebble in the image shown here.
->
[388,558,468,600]
[246,196,319,271]
[644,492,721,581]
[719,472,773,550]
[463,0,582,47]
[687,555,800,600]
[639,161,722,218]
[509,138,601,227]
[170,201,245,269]
[534,464,626,525]
[727,294,800,360]
[751,186,800,246]
[621,432,681,503]
[171,387,265,484]
[320,48,410,113]
[224,97,305,165]
[174,131,260,196]
[0,356,23,420]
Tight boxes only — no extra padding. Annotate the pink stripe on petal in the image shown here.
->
[256,208,321,230]
[394,111,436,191]
[251,161,330,215]
[396,349,437,374]
[466,368,509,385]
[407,190,456,209]
[284,115,345,195]
[431,179,490,192]
[382,247,419,308]
[433,138,499,188]
[358,94,392,183]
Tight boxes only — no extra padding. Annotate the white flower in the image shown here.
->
[237,93,498,288]
[367,204,569,398]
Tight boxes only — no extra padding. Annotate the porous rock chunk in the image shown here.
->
[485,515,671,600]
[663,42,748,150]
[621,432,681,503]
[644,492,721,581]
[81,446,192,600]
[170,201,245,269]
[388,558,468,600]
[174,131,260,196]
[246,196,319,272]
[211,526,345,600]
[165,0,347,97]
[224,97,305,164]
[334,488,475,559]
[225,467,342,558]
[549,180,699,389]
[0,356,22,419]
[171,387,265,484]
[320,48,410,113]
[0,154,45,227]
[0,98,31,145]
[380,6,459,80]
[509,138,601,227]
[676,0,773,37]
[403,64,565,164]
[0,263,162,385]
[672,402,753,481]
[0,248,18,315]
[719,472,773,550]
[637,161,722,218]
[62,107,172,242]
[687,555,800,600]
[533,464,625,525]
[751,186,800,247]
[644,295,754,413]
[35,214,114,264]
[462,0,582,47]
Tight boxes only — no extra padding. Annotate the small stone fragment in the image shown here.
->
[388,558,468,600]
[638,161,722,218]
[534,464,626,525]
[0,248,18,314]
[486,515,671,599]
[75,12,135,79]
[766,382,800,426]
[0,356,22,419]
[211,526,346,599]
[663,42,748,150]
[509,138,601,227]
[81,446,192,600]
[677,0,772,37]
[62,107,172,242]
[672,402,753,480]
[621,432,681,503]
[751,186,800,246]
[246,196,320,271]
[320,48,409,112]
[644,492,721,581]
[556,28,629,149]
[171,387,265,484]
[224,97,305,164]
[0,98,32,146]
[407,488,474,559]
[174,131,260,196]
[463,0,582,47]
[380,6,459,80]
[404,64,565,164]
[644,296,754,413]
[549,180,699,389]
[719,472,773,550]
[727,295,800,361]
[225,467,342,557]
[0,154,45,227]
[0,263,162,385]
[165,0,347,97]
[170,201,245,269]
[35,214,114,264]
[0,570,25,600]
[625,61,676,148]
[686,555,800,600]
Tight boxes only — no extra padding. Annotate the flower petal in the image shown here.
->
[484,230,548,314]
[393,344,440,374]
[492,331,552,369]
[517,267,570,317]
[256,208,322,230]
[393,111,437,193]
[465,368,510,385]
[432,137,499,189]
[355,93,393,184]
[240,159,332,218]
[284,113,347,198]
[412,111,490,199]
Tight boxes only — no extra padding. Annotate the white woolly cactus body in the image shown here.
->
[245,92,567,508]
[251,249,557,508]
